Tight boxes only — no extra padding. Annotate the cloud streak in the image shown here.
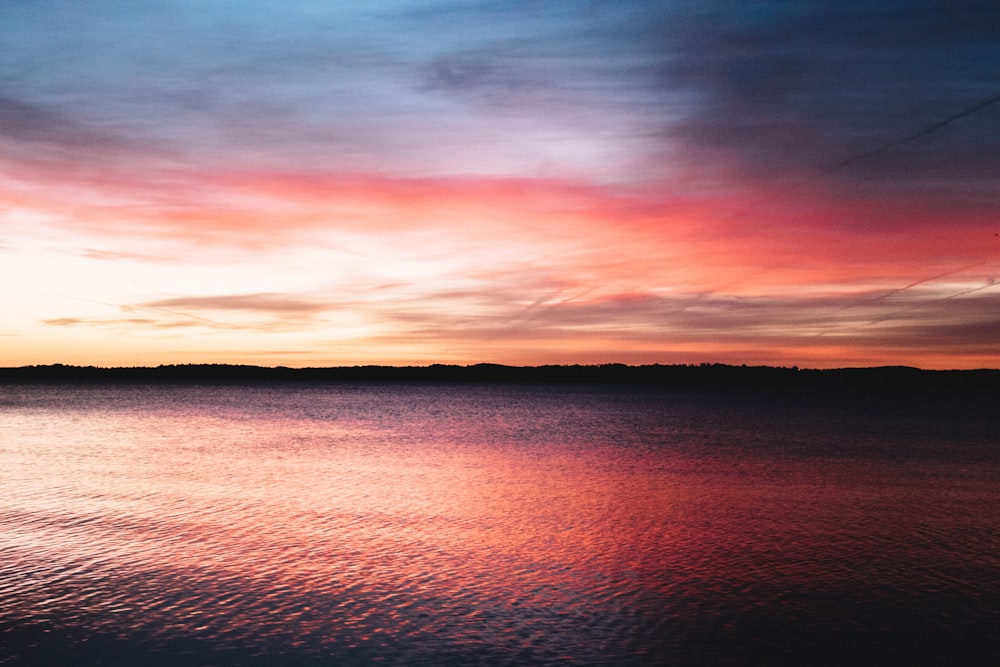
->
[140,293,330,315]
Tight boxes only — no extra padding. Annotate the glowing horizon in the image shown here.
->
[2,2,998,370]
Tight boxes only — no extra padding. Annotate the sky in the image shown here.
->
[2,1,999,369]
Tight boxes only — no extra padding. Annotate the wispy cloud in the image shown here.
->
[78,248,175,263]
[140,293,329,315]
[43,317,161,328]
[41,318,86,327]
[0,93,152,157]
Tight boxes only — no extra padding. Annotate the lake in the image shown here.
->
[1,382,999,665]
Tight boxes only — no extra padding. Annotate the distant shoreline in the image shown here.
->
[2,363,999,389]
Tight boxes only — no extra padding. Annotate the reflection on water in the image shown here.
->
[1,384,999,665]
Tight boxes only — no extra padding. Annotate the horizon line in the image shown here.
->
[5,361,1000,372]
[4,362,1000,389]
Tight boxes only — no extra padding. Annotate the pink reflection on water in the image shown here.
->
[2,385,999,663]
[1,394,688,652]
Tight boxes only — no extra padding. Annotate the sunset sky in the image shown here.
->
[2,1,998,369]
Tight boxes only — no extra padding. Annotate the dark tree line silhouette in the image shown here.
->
[2,363,998,390]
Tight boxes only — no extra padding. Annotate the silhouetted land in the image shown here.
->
[2,363,999,391]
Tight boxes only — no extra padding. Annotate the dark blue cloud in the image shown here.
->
[652,1,1000,205]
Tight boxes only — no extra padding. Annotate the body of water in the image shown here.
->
[1,383,998,665]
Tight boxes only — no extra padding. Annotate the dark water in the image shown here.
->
[1,383,998,665]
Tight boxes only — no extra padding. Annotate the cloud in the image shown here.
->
[364,281,1000,362]
[140,293,329,315]
[41,318,85,327]
[0,92,164,178]
[421,50,552,110]
[121,292,339,333]
[0,96,87,147]
[43,317,159,327]
[41,293,337,334]
[0,2,672,183]
[655,1,1000,206]
[78,248,174,263]
[4,0,997,198]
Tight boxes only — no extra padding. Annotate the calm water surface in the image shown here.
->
[1,383,999,665]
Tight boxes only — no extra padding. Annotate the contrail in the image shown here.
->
[792,91,1000,329]
[825,261,985,317]
[825,91,1000,174]
[718,90,1000,226]
[868,278,998,326]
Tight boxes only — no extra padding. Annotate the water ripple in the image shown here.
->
[2,384,999,664]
